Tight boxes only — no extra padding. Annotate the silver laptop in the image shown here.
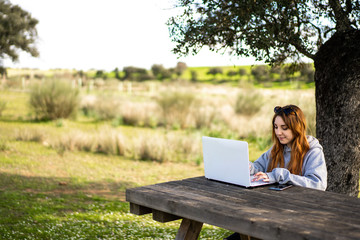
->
[202,136,271,188]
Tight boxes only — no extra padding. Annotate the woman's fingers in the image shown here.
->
[252,172,270,182]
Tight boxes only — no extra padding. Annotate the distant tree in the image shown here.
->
[0,59,6,78]
[227,70,238,77]
[151,64,166,80]
[174,62,187,77]
[190,70,198,82]
[123,66,148,81]
[151,64,172,80]
[269,66,282,75]
[162,68,172,79]
[238,68,247,76]
[281,65,296,82]
[299,63,315,83]
[0,67,6,78]
[269,66,282,81]
[207,67,223,76]
[251,65,270,83]
[95,70,106,79]
[113,67,121,80]
[0,0,39,64]
[77,70,84,78]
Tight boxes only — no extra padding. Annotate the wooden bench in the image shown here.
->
[126,176,360,240]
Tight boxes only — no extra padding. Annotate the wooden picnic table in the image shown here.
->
[126,176,360,240]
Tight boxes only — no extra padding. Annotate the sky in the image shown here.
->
[4,0,262,71]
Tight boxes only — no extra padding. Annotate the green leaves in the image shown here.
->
[167,0,359,65]
[0,0,39,62]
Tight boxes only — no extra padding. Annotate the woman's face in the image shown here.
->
[274,116,295,147]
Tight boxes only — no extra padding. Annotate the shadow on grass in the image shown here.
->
[0,172,139,225]
[0,172,231,239]
[0,118,41,123]
[0,172,192,239]
[0,172,137,201]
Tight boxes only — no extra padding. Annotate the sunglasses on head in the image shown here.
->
[274,106,297,116]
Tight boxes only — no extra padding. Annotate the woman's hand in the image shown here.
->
[252,172,270,182]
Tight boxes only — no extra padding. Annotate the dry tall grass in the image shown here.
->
[80,84,316,139]
[9,82,316,164]
[12,125,201,164]
[29,79,79,120]
[14,128,45,142]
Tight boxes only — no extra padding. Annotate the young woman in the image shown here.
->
[251,104,327,190]
[224,105,327,240]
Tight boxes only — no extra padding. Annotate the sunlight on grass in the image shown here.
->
[0,191,230,240]
[0,81,319,239]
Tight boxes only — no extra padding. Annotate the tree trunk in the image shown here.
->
[314,29,360,197]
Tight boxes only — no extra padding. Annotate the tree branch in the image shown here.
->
[328,0,353,31]
[262,15,316,60]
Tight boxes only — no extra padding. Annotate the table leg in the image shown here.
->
[239,233,261,240]
[175,218,203,240]
[239,233,251,240]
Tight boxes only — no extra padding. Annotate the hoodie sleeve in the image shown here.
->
[266,146,327,190]
[249,148,271,175]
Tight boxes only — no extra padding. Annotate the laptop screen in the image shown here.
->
[202,136,270,187]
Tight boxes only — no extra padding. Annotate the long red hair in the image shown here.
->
[267,105,309,175]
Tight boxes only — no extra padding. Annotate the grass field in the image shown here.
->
[0,77,317,239]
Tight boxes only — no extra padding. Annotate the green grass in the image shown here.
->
[0,90,29,120]
[6,64,314,90]
[0,90,228,239]
[254,80,315,89]
[0,190,230,239]
[182,66,251,83]
[0,138,231,239]
[0,88,207,238]
[0,82,315,239]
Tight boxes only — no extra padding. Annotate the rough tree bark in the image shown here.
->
[314,29,360,197]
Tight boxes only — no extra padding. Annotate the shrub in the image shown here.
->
[123,66,150,81]
[94,130,125,156]
[56,131,93,152]
[175,62,187,77]
[151,64,172,80]
[234,91,263,116]
[90,97,120,120]
[251,65,270,83]
[191,104,217,129]
[239,68,247,76]
[135,136,165,162]
[51,128,125,156]
[156,92,195,128]
[29,80,79,120]
[227,70,238,77]
[14,128,45,142]
[120,102,160,128]
[207,67,223,76]
[132,133,201,163]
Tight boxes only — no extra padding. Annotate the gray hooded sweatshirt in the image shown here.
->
[250,136,327,190]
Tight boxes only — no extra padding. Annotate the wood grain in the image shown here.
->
[126,176,360,240]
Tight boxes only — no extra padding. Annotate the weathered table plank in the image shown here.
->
[179,177,360,222]
[126,176,360,240]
